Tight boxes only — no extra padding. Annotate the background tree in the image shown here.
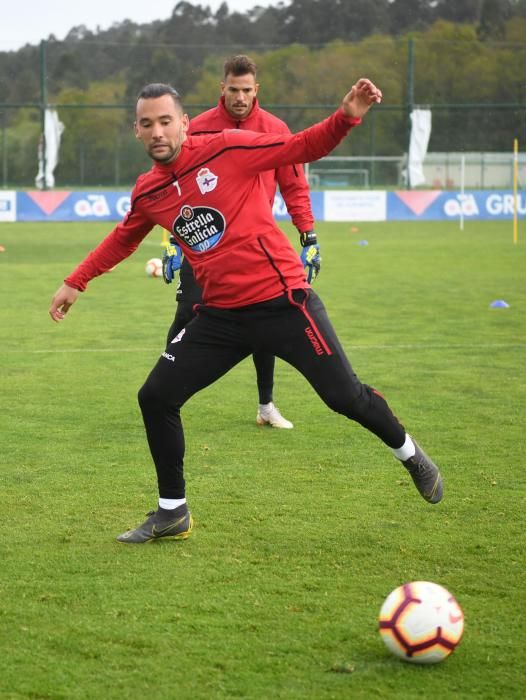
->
[477,0,513,39]
[272,0,390,44]
[433,0,481,23]
[388,0,435,34]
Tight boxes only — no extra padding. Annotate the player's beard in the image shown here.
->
[148,125,185,163]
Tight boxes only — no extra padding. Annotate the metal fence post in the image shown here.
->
[406,37,414,189]
[40,40,48,190]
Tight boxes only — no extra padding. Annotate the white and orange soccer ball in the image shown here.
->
[145,257,163,278]
[379,581,464,664]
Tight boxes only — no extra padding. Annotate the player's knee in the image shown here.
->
[324,382,373,420]
[138,375,172,414]
[322,386,362,416]
[344,384,394,427]
[138,371,186,416]
[138,380,157,414]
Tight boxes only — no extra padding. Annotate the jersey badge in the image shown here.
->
[196,167,218,194]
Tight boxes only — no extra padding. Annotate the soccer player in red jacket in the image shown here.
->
[164,54,319,430]
[49,78,443,544]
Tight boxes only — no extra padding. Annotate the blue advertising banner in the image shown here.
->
[15,190,325,223]
[10,189,523,223]
[387,190,525,221]
[16,191,132,222]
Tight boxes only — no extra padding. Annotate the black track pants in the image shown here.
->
[140,289,406,498]
[167,301,275,404]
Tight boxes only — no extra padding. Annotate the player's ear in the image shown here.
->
[133,121,140,139]
[254,82,260,95]
[220,81,226,95]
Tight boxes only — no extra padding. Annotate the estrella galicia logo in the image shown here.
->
[173,204,225,252]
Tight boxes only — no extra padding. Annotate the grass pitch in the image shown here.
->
[1,219,525,699]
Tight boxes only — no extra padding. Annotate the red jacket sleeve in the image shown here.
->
[64,204,153,291]
[222,109,360,180]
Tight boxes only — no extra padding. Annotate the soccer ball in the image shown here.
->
[378,581,464,664]
[145,257,163,278]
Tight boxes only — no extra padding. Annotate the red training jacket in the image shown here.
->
[189,96,314,233]
[65,109,361,309]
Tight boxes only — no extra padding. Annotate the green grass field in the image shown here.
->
[1,219,525,699]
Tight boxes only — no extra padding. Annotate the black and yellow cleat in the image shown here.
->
[116,505,193,544]
[402,440,443,504]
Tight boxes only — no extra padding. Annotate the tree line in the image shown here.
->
[0,0,524,187]
[1,0,525,102]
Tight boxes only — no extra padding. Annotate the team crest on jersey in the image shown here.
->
[196,167,218,194]
[173,204,225,252]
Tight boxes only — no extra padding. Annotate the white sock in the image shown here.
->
[158,497,186,510]
[392,434,416,461]
[259,402,273,411]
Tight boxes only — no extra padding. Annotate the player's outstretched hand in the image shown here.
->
[49,283,79,322]
[342,78,382,120]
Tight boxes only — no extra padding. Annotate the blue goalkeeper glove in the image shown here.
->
[162,238,182,284]
[300,231,321,283]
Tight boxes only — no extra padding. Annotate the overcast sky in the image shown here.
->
[1,0,282,51]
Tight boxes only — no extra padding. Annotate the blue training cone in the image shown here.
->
[358,240,369,246]
[490,300,510,308]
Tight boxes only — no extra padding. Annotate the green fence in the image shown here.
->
[1,37,525,188]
